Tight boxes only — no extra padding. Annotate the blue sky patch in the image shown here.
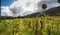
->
[1,0,16,6]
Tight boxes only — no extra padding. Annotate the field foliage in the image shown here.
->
[0,16,60,35]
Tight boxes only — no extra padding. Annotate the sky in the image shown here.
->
[1,0,60,16]
[1,0,16,6]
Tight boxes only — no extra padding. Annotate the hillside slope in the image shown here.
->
[23,6,60,17]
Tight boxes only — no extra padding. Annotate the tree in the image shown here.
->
[38,4,47,35]
[42,4,47,10]
[58,0,60,3]
[41,4,47,17]
[37,4,47,17]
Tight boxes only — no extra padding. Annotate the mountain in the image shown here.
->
[22,6,60,17]
[45,6,60,16]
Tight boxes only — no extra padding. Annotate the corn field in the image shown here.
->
[0,16,60,35]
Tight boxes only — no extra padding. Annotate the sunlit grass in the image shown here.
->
[0,16,60,35]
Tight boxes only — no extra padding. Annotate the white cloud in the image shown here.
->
[1,0,60,16]
[10,0,60,16]
[10,0,42,16]
[1,6,13,16]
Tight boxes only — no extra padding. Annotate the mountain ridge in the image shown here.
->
[22,6,60,17]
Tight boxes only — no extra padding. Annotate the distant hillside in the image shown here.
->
[23,6,60,17]
[45,6,60,16]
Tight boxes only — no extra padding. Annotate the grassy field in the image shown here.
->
[0,16,60,35]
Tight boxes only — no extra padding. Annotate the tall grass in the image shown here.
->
[0,16,60,35]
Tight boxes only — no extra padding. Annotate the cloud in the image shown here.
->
[1,6,13,16]
[37,0,60,9]
[10,0,60,16]
[10,0,42,16]
[1,0,60,16]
